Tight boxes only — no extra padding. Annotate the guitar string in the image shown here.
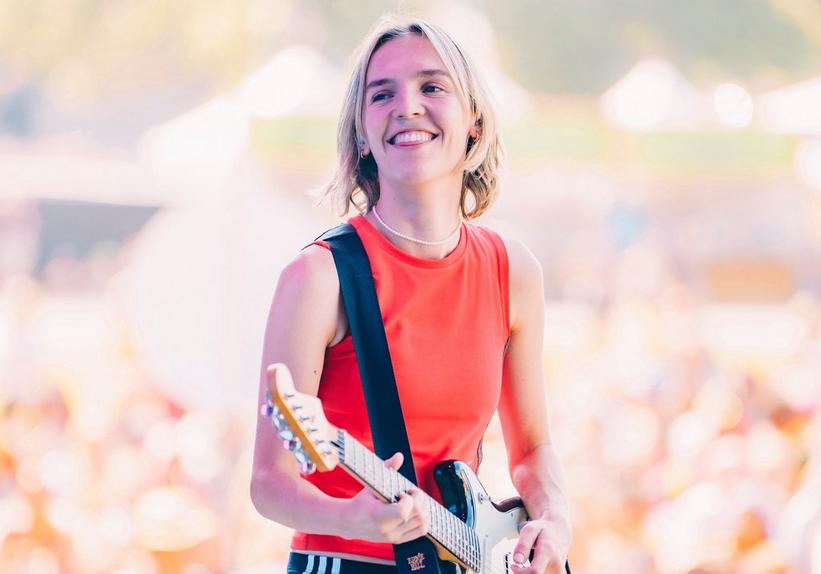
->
[336,436,479,566]
[333,433,526,573]
[344,435,479,566]
[334,434,480,569]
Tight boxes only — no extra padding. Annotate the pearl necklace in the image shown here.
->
[371,206,462,246]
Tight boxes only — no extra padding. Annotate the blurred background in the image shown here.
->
[2,0,821,572]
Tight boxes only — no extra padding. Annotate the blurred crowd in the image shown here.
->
[1,198,820,573]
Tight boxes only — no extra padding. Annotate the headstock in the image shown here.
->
[260,363,339,474]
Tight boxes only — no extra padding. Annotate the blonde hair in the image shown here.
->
[324,15,503,220]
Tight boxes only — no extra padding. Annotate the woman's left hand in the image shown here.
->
[510,517,571,574]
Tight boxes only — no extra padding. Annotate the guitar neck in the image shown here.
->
[333,430,481,571]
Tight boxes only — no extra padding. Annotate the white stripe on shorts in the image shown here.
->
[301,554,315,574]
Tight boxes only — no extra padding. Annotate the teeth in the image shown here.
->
[392,131,434,144]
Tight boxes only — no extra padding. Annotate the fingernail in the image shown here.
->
[513,553,525,564]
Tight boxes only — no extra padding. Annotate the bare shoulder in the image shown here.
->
[278,243,339,293]
[500,235,543,289]
[273,242,343,341]
[499,235,544,332]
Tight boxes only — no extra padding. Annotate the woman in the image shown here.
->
[250,16,572,574]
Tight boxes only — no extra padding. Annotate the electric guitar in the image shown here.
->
[260,363,570,574]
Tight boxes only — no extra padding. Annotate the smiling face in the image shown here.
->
[361,34,476,191]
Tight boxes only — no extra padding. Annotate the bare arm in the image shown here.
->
[249,244,428,542]
[498,238,572,574]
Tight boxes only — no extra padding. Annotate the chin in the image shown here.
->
[386,162,461,187]
[389,170,442,187]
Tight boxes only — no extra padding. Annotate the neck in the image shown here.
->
[366,176,464,259]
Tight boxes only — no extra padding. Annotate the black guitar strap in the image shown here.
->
[318,223,442,574]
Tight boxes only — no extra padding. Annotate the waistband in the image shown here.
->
[287,552,398,574]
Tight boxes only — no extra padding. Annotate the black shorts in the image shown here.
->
[286,552,398,574]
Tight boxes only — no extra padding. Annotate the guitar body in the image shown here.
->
[433,461,528,574]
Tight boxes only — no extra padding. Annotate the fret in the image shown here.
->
[372,456,380,494]
[365,447,374,487]
[339,432,348,467]
[382,461,391,498]
[361,444,370,484]
[368,451,377,487]
[363,447,372,485]
[355,441,362,478]
[336,432,346,466]
[356,441,365,482]
[357,442,366,481]
[374,457,382,495]
[378,459,387,498]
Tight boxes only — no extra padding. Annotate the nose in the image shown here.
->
[393,86,424,119]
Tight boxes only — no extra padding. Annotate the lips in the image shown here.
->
[387,130,438,145]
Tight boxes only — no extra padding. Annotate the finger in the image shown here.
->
[383,452,404,470]
[391,491,415,522]
[406,490,430,525]
[512,523,539,567]
[530,539,565,574]
[406,488,426,507]
[395,517,426,543]
[528,539,550,574]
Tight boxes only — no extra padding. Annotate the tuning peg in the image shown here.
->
[278,428,295,442]
[294,448,314,468]
[283,436,301,452]
[272,412,288,431]
[259,403,274,417]
[294,447,316,473]
[271,413,285,432]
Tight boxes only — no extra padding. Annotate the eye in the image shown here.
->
[371,91,392,103]
[423,84,445,94]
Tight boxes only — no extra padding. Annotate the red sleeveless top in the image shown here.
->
[291,214,510,561]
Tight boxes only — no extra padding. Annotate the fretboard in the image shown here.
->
[333,430,481,571]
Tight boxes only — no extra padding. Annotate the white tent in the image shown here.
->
[600,57,706,131]
[758,76,821,135]
[238,44,343,118]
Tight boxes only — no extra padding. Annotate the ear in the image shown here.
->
[469,116,481,139]
[358,137,370,158]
